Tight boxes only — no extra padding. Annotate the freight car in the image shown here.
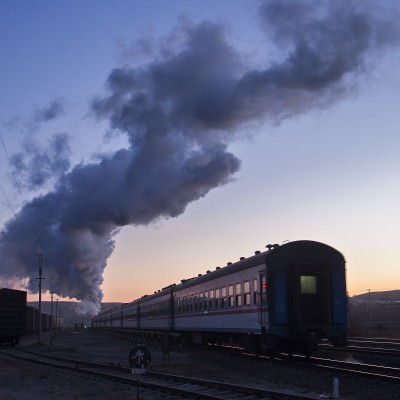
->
[26,305,39,335]
[0,288,27,346]
[93,240,348,356]
[26,306,56,334]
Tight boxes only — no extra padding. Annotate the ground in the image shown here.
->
[0,330,398,399]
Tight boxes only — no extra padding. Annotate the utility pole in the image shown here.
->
[36,253,45,344]
[49,291,54,344]
[55,298,59,330]
[368,289,372,324]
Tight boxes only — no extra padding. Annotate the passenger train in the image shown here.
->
[92,240,348,356]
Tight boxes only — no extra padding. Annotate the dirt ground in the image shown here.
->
[0,330,399,399]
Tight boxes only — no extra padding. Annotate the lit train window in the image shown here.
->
[244,281,250,305]
[235,283,242,306]
[209,289,214,309]
[253,279,258,304]
[301,276,317,294]
[221,287,227,308]
[204,291,208,309]
[228,285,234,307]
[215,288,220,308]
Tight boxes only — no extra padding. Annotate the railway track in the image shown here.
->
[0,347,321,400]
[291,354,400,383]
[212,343,400,383]
[320,337,400,357]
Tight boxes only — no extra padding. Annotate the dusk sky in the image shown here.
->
[0,0,399,313]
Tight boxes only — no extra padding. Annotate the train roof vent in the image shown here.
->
[255,250,261,254]
[273,244,279,248]
[216,266,221,270]
[227,262,232,265]
[240,257,245,260]
[266,244,273,250]
[206,270,211,273]
[198,274,202,277]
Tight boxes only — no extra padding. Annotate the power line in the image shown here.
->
[0,132,44,253]
[0,181,16,217]
[0,132,25,206]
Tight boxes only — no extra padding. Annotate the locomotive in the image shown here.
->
[92,240,348,356]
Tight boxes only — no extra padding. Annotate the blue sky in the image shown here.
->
[0,1,399,309]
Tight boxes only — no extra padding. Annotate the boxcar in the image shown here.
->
[0,288,27,346]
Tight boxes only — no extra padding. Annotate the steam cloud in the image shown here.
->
[11,133,71,190]
[0,1,398,313]
[33,99,64,123]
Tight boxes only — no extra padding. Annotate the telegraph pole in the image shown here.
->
[55,298,59,330]
[49,291,54,344]
[368,288,372,324]
[36,253,45,344]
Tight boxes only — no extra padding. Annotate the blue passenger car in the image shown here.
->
[93,240,348,356]
[264,241,347,355]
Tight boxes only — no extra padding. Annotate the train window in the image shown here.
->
[259,274,267,307]
[204,291,208,310]
[301,276,317,294]
[221,287,227,308]
[261,274,267,293]
[215,288,220,308]
[199,292,203,311]
[228,285,234,307]
[177,298,181,314]
[209,289,214,309]
[253,279,258,304]
[244,281,250,306]
[235,283,242,306]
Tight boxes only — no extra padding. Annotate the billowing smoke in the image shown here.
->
[11,133,71,190]
[0,1,398,312]
[33,98,64,123]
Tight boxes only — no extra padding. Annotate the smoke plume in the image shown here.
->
[33,98,64,123]
[0,1,398,312]
[11,133,71,190]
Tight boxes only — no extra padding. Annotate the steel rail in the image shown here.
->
[207,343,400,383]
[0,348,320,400]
